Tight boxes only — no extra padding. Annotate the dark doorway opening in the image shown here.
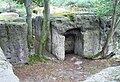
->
[64,28,83,55]
[65,34,75,54]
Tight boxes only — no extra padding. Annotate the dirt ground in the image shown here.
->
[13,54,120,82]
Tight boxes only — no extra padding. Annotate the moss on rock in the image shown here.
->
[51,12,74,22]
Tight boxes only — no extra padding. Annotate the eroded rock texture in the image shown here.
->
[0,47,19,82]
[52,28,65,60]
[0,22,28,63]
[83,66,120,82]
[32,12,118,60]
[50,13,101,60]
[75,14,101,56]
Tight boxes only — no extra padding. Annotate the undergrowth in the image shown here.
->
[28,54,48,65]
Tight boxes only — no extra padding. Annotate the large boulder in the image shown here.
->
[75,14,101,57]
[83,66,120,82]
[0,47,19,82]
[0,22,28,63]
[32,13,119,60]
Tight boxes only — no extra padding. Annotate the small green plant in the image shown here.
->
[28,54,48,65]
[63,13,74,22]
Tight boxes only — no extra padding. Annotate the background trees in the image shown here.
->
[87,0,120,59]
[98,0,120,58]
[24,0,33,54]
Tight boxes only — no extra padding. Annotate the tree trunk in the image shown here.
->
[40,0,50,55]
[100,0,118,58]
[25,0,33,54]
[84,0,120,59]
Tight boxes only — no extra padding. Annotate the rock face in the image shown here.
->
[32,12,118,60]
[0,12,118,63]
[0,47,19,82]
[83,66,120,82]
[50,13,101,60]
[0,22,28,63]
[100,16,119,56]
[75,14,100,56]
[52,28,65,60]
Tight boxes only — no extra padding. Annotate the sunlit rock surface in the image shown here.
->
[0,12,19,21]
[52,28,65,60]
[0,47,19,82]
[83,66,120,82]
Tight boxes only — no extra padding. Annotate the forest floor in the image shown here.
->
[13,54,120,82]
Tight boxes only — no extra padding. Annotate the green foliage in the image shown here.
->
[91,0,120,17]
[76,1,94,8]
[63,13,74,21]
[32,0,43,7]
[0,0,25,14]
[13,0,43,7]
[92,0,113,16]
[13,0,24,4]
[28,54,48,65]
[52,0,96,9]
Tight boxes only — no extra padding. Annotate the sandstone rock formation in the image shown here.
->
[32,12,118,60]
[0,21,28,63]
[52,28,65,60]
[0,47,19,82]
[83,66,120,82]
[0,12,118,63]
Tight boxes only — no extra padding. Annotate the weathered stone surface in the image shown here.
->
[50,14,101,58]
[99,16,119,56]
[0,47,19,82]
[0,12,19,21]
[51,16,75,33]
[74,14,101,57]
[82,30,100,56]
[12,17,26,22]
[83,66,120,82]
[0,22,28,63]
[32,13,119,60]
[75,14,99,31]
[52,28,65,60]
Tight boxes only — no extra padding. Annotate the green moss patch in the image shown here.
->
[51,12,74,21]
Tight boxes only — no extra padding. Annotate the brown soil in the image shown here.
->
[13,54,120,82]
